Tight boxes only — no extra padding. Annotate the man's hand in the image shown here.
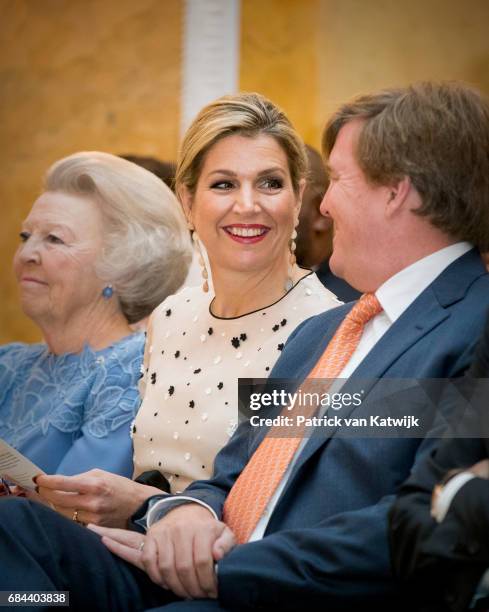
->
[89,503,236,599]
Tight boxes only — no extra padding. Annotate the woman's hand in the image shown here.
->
[35,469,161,527]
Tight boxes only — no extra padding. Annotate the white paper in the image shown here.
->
[0,439,45,490]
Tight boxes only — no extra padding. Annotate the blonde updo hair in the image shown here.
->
[175,92,307,197]
[45,151,192,323]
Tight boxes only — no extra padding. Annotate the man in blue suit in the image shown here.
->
[1,81,489,612]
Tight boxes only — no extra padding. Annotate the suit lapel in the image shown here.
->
[285,249,486,479]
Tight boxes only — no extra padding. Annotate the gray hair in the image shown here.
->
[45,151,192,323]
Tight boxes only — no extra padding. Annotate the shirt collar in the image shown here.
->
[375,242,474,324]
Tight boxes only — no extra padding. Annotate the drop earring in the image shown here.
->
[285,221,298,292]
[102,285,113,299]
[188,220,209,294]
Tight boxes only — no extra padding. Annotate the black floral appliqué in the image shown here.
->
[277,343,284,351]
[280,319,287,326]
[231,337,240,349]
[272,324,280,332]
[240,333,247,341]
[189,400,195,408]
[168,386,175,396]
[217,382,223,390]
[150,372,157,384]
[193,368,201,374]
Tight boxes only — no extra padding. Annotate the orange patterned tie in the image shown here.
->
[223,293,382,543]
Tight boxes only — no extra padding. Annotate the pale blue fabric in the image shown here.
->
[0,333,144,477]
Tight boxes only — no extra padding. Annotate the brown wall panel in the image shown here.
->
[0,0,182,343]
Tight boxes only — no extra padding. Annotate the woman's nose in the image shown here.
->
[233,186,259,214]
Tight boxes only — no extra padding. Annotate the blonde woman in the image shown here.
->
[32,94,339,530]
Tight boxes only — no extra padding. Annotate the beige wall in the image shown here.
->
[2,0,489,343]
[0,0,182,343]
[316,0,489,127]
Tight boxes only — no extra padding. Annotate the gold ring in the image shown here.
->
[139,540,145,552]
[72,510,80,523]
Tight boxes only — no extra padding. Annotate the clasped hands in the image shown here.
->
[88,504,237,600]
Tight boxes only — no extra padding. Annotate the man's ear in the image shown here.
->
[385,176,411,217]
[178,185,193,224]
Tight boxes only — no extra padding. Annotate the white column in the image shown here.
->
[181,0,241,136]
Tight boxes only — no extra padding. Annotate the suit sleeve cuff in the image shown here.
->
[433,472,475,523]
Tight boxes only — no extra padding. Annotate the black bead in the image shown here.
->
[281,319,287,326]
[189,400,195,408]
[231,337,240,349]
[240,333,247,341]
[217,382,223,390]
[168,386,175,396]
[166,309,172,317]
[277,343,284,351]
[132,424,137,433]
[208,327,213,335]
[150,372,157,384]
[193,368,201,374]
[272,324,280,332]
[175,350,180,358]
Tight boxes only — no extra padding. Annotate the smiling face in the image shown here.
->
[183,133,302,279]
[13,191,105,325]
[320,119,392,292]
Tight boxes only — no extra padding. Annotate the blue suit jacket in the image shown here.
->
[166,250,489,611]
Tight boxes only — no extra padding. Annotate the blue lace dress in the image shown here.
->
[0,333,144,477]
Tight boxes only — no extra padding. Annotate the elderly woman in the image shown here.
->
[28,93,339,529]
[0,152,191,478]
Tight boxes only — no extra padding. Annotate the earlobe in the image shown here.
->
[178,185,193,224]
[385,176,411,216]
[295,178,307,214]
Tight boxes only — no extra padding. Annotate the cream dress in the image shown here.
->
[132,272,340,493]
